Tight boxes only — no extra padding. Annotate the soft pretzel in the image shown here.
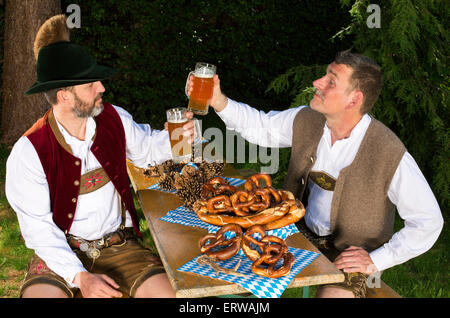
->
[195,190,302,229]
[230,191,256,217]
[241,225,295,278]
[201,177,237,200]
[198,224,243,261]
[244,173,272,192]
[251,250,295,278]
[206,195,234,214]
[266,186,282,204]
[241,225,267,261]
[263,199,305,231]
[260,235,289,264]
[247,188,271,211]
[194,173,305,230]
[201,184,217,200]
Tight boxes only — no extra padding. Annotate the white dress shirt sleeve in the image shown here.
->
[369,152,443,271]
[5,136,87,287]
[216,98,305,148]
[113,105,172,168]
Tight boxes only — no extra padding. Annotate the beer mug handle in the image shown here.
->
[185,71,194,97]
[192,118,203,146]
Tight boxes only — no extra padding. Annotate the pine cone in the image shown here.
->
[143,159,225,208]
[144,166,160,177]
[173,173,185,190]
[176,173,205,208]
[158,172,175,190]
[181,164,197,178]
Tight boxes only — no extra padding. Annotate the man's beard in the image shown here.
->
[73,93,104,118]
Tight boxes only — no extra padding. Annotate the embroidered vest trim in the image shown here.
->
[26,103,142,238]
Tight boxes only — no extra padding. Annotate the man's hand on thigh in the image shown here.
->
[333,246,378,274]
[75,272,123,298]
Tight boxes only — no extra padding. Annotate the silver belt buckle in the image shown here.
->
[86,246,101,259]
[79,242,89,252]
[95,238,105,249]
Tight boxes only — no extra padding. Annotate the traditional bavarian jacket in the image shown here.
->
[6,103,171,286]
[216,98,443,272]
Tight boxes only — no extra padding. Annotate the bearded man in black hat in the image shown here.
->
[5,15,194,298]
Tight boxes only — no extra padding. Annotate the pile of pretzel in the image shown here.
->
[193,173,305,230]
[199,224,295,278]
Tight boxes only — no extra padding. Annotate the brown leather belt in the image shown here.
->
[67,200,132,259]
[67,227,135,259]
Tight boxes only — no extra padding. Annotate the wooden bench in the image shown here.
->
[366,280,401,298]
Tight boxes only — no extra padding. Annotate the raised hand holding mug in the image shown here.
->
[187,62,216,115]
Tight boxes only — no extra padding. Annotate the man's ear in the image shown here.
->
[347,90,364,111]
[56,89,69,104]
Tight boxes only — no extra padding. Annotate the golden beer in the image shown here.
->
[166,108,192,162]
[188,62,216,115]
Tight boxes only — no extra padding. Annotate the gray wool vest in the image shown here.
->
[283,107,406,252]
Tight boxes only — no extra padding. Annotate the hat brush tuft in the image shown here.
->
[33,14,70,61]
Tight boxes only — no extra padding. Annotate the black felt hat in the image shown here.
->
[26,14,116,95]
[25,41,117,95]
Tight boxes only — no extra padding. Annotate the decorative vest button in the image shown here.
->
[301,178,305,185]
[68,213,73,219]
[71,198,77,203]
[310,156,314,163]
[75,160,80,166]
[74,180,80,186]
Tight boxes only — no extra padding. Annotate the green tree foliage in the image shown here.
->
[269,0,449,213]
[60,0,352,130]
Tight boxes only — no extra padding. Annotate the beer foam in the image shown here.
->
[194,66,215,78]
[168,118,188,123]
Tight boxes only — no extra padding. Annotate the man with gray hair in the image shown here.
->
[186,50,443,297]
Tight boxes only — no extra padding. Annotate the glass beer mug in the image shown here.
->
[187,62,216,115]
[166,107,202,163]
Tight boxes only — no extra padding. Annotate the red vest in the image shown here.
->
[26,103,142,238]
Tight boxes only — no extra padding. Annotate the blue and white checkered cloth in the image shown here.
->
[178,247,320,298]
[147,176,246,193]
[160,205,210,229]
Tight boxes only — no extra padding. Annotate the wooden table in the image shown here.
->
[127,161,344,298]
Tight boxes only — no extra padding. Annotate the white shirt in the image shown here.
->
[217,98,443,272]
[5,105,172,287]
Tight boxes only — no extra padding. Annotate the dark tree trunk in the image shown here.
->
[1,0,61,146]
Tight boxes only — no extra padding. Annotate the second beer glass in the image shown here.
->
[166,107,202,163]
[188,62,216,115]
[167,107,192,163]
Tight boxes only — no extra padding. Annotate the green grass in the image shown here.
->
[379,215,449,298]
[0,144,34,297]
[0,144,447,298]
